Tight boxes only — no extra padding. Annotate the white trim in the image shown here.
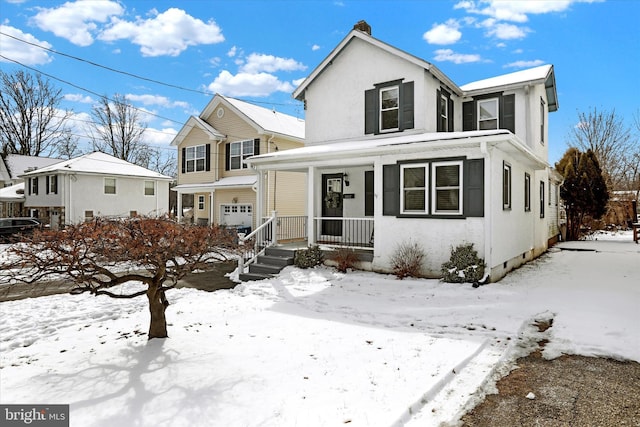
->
[431,160,463,215]
[400,163,428,214]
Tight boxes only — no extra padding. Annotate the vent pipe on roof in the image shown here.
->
[353,20,371,35]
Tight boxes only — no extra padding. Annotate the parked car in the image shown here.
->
[0,217,44,242]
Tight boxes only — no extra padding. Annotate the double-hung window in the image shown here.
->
[229,140,255,170]
[478,98,499,130]
[47,175,58,194]
[185,145,206,172]
[198,195,205,210]
[524,173,531,212]
[401,164,427,214]
[144,180,155,196]
[380,86,400,132]
[439,93,448,132]
[432,161,462,215]
[540,98,545,145]
[503,162,511,210]
[104,178,116,195]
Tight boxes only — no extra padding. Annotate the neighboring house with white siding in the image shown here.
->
[246,21,562,282]
[0,154,61,218]
[170,94,305,231]
[21,151,171,228]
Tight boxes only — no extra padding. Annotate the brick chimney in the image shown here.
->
[353,20,371,35]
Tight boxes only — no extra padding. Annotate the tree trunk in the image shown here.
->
[146,283,168,339]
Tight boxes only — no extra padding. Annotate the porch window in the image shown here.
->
[401,164,427,213]
[503,162,511,210]
[185,145,207,172]
[524,173,531,212]
[432,161,462,215]
[104,178,116,195]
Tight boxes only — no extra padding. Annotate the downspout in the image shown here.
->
[480,141,493,279]
[268,134,277,213]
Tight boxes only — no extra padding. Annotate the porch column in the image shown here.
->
[210,190,214,225]
[177,190,183,223]
[255,170,265,229]
[307,166,316,245]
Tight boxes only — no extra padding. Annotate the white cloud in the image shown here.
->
[98,8,224,57]
[0,25,53,65]
[486,22,530,39]
[64,93,94,104]
[32,0,124,46]
[504,59,545,68]
[423,19,462,45]
[312,44,321,51]
[227,46,237,57]
[125,94,189,109]
[144,127,178,146]
[207,70,295,97]
[433,48,482,64]
[293,77,306,87]
[512,48,524,54]
[240,53,307,74]
[455,0,596,23]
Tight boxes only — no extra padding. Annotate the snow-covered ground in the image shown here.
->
[1,232,638,427]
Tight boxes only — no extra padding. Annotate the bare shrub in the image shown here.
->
[390,240,425,279]
[330,247,360,273]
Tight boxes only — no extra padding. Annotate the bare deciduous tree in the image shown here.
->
[0,70,76,157]
[568,107,631,190]
[89,94,152,167]
[6,217,238,339]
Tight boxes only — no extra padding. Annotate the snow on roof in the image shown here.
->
[0,182,25,201]
[5,154,62,179]
[248,130,512,164]
[221,95,305,141]
[460,64,553,92]
[20,152,172,180]
[212,175,256,188]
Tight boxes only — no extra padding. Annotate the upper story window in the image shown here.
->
[185,145,206,172]
[540,98,545,145]
[437,88,454,132]
[463,93,515,133]
[226,139,260,171]
[144,180,155,196]
[365,80,414,135]
[104,178,116,195]
[47,175,58,195]
[29,177,38,195]
[380,86,400,132]
[478,98,499,130]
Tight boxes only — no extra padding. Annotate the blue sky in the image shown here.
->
[1,0,638,165]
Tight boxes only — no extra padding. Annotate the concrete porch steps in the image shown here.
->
[238,246,296,282]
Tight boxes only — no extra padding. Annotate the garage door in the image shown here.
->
[220,204,253,228]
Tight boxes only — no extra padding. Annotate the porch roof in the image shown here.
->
[246,130,548,169]
[0,182,25,202]
[172,175,256,194]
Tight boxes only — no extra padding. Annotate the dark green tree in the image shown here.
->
[556,148,609,240]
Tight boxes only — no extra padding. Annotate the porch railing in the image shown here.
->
[238,212,276,273]
[262,215,308,243]
[313,217,374,249]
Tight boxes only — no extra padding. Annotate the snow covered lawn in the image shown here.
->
[1,232,638,426]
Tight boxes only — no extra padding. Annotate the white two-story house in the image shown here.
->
[21,151,172,228]
[246,22,560,282]
[171,94,305,232]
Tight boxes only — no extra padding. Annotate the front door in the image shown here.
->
[321,173,343,236]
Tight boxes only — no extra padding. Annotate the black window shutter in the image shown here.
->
[28,178,31,195]
[46,176,50,194]
[181,147,186,173]
[500,94,515,133]
[401,81,414,131]
[463,101,476,131]
[382,164,399,216]
[34,177,38,195]
[205,144,211,171]
[364,88,377,135]
[448,98,454,132]
[464,159,484,217]
[53,175,58,194]
[254,138,260,155]
[225,143,230,171]
[364,170,374,216]
[436,89,443,132]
